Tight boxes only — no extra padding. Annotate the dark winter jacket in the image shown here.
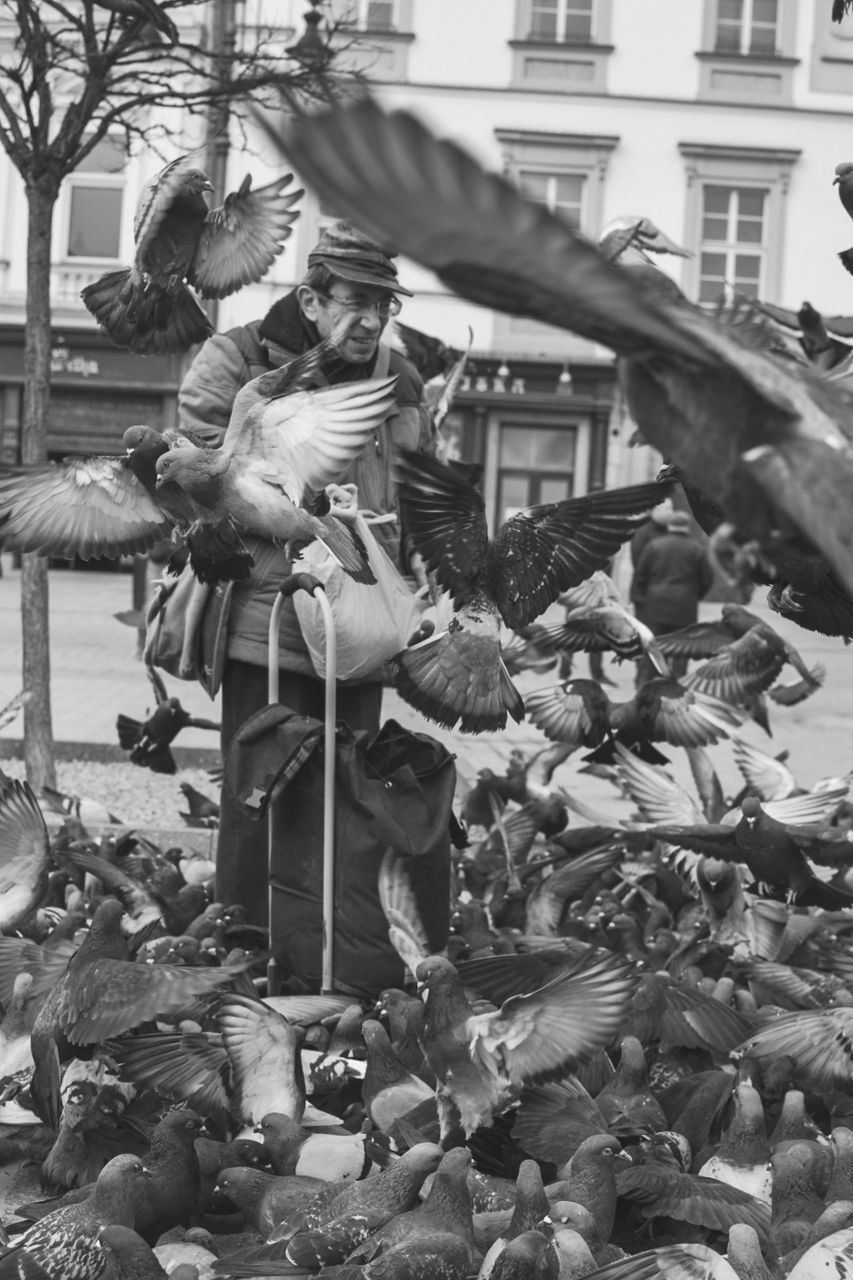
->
[632,530,714,634]
[177,291,431,675]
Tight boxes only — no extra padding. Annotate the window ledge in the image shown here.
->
[509,39,614,53]
[695,50,800,67]
[341,28,415,42]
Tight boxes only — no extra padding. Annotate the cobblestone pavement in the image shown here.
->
[0,561,851,816]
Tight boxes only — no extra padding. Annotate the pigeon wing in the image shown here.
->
[488,482,666,631]
[228,376,398,503]
[655,620,738,659]
[687,631,787,703]
[0,775,50,933]
[636,682,744,748]
[468,953,636,1088]
[190,174,304,300]
[732,739,797,801]
[377,849,432,980]
[525,680,611,748]
[277,99,717,364]
[112,1031,231,1132]
[394,448,489,606]
[0,458,171,559]
[736,1009,853,1092]
[217,993,306,1125]
[614,743,704,826]
[62,959,246,1043]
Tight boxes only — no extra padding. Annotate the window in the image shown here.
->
[715,0,778,55]
[697,0,797,102]
[341,0,397,29]
[679,142,799,305]
[63,136,126,261]
[510,0,613,91]
[529,0,593,43]
[518,170,585,229]
[497,425,576,524]
[330,0,412,78]
[697,186,767,303]
[495,129,618,355]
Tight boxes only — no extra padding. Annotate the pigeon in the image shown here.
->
[275,98,853,609]
[540,573,669,674]
[179,783,221,830]
[527,676,742,765]
[0,1153,151,1280]
[251,1143,445,1269]
[81,156,302,354]
[648,795,853,908]
[599,214,691,267]
[415,951,636,1138]
[655,605,820,704]
[835,163,853,276]
[153,356,398,583]
[29,899,250,1129]
[756,300,853,371]
[117,667,219,775]
[391,446,669,732]
[0,424,251,582]
[255,1112,373,1183]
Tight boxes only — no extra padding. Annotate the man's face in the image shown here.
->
[298,281,400,364]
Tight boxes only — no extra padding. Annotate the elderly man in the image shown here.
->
[178,220,432,922]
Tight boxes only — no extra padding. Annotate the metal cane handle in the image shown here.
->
[277,573,325,599]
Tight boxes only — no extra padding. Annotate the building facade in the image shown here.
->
[0,0,852,536]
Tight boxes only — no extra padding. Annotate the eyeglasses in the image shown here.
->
[315,289,402,319]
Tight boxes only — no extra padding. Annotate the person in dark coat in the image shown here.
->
[177,221,432,926]
[632,509,714,684]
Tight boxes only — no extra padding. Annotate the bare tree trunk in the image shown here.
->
[22,177,58,789]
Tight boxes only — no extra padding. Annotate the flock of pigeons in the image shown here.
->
[1,638,853,1278]
[3,71,853,1277]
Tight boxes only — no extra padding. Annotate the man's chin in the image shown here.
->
[341,339,379,364]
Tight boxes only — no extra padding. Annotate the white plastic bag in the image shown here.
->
[294,512,427,681]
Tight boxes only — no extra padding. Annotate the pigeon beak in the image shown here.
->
[834,175,842,185]
[615,1148,633,1162]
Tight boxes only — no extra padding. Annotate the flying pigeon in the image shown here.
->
[275,98,853,609]
[391,447,669,731]
[117,665,219,774]
[82,155,303,354]
[0,423,253,582]
[153,355,399,583]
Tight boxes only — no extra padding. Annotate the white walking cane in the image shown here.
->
[267,573,337,996]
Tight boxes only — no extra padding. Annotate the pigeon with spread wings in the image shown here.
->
[392,448,669,732]
[153,348,399,583]
[0,422,254,583]
[276,98,853,610]
[82,154,303,354]
[416,952,636,1140]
